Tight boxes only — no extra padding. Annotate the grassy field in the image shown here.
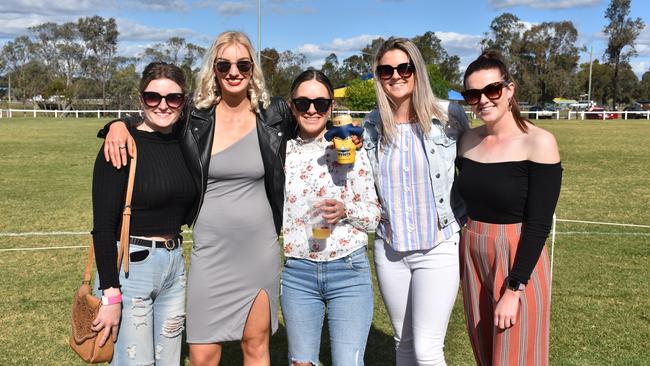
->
[1,117,649,365]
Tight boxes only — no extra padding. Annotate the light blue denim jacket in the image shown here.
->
[362,100,470,233]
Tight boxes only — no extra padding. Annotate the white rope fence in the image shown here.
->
[1,218,647,254]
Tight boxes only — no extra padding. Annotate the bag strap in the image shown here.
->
[82,239,96,284]
[83,143,138,283]
[117,144,137,278]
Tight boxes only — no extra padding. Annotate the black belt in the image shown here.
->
[130,236,182,250]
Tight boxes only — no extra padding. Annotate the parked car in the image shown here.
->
[623,105,647,119]
[585,106,618,120]
[527,105,554,119]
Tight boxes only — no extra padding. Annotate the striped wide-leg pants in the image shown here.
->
[460,219,551,366]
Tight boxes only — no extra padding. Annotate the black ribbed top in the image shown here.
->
[92,129,197,289]
[456,157,562,284]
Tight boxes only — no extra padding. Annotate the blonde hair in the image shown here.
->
[193,31,270,112]
[372,37,447,143]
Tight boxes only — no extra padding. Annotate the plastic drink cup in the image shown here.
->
[306,199,331,240]
[311,225,331,240]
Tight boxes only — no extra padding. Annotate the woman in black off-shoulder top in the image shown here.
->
[455,51,562,366]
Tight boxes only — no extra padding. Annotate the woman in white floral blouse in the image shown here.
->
[280,69,381,366]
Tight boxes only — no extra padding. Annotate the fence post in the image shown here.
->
[55,110,57,118]
[624,111,627,120]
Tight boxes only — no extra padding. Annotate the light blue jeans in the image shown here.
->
[95,241,186,366]
[280,246,374,366]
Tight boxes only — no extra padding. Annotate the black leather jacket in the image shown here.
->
[99,97,296,235]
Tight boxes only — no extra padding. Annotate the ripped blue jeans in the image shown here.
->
[95,241,186,366]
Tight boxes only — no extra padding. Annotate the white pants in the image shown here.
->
[374,234,460,366]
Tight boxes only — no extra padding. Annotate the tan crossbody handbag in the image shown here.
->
[69,144,137,363]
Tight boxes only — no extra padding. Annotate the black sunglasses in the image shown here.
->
[141,91,185,109]
[461,81,509,105]
[376,62,415,80]
[214,60,253,74]
[291,98,333,113]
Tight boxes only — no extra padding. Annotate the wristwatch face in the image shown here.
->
[508,278,523,291]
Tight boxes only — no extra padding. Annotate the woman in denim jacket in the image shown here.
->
[363,37,469,365]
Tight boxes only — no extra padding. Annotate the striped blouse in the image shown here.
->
[377,123,458,252]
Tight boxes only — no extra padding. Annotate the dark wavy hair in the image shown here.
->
[463,50,530,132]
[139,62,188,95]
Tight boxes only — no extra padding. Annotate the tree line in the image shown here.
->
[0,0,647,111]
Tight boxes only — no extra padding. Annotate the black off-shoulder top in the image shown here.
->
[456,157,562,284]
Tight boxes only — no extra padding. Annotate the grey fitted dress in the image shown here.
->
[186,128,280,342]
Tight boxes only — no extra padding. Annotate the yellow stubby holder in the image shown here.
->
[324,114,364,165]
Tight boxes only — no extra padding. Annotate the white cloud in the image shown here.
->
[216,1,253,15]
[489,0,600,9]
[295,34,381,65]
[0,0,105,15]
[116,18,207,43]
[122,0,187,12]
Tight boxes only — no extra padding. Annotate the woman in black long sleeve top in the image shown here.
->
[91,62,197,365]
[456,51,562,366]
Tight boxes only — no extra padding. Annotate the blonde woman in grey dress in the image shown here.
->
[102,31,296,366]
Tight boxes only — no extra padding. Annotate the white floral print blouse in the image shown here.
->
[282,136,381,261]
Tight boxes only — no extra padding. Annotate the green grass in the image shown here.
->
[1,117,649,365]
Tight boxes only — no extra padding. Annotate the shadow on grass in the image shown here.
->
[179,323,394,365]
[180,324,289,365]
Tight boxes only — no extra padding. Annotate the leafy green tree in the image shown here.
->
[615,62,639,105]
[603,0,645,108]
[341,55,369,82]
[109,63,140,109]
[77,16,119,109]
[260,47,280,94]
[639,71,650,100]
[360,38,385,70]
[344,79,375,111]
[481,13,525,75]
[518,21,580,104]
[29,21,85,109]
[576,60,612,105]
[412,31,462,85]
[427,64,449,99]
[320,53,344,88]
[1,36,40,104]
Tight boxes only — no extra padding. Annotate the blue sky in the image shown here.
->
[1,0,649,77]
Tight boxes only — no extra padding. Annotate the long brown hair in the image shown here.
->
[372,37,447,143]
[463,50,530,132]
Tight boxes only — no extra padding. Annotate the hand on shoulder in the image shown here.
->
[527,125,560,164]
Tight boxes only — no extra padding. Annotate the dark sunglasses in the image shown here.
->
[461,81,509,105]
[214,60,253,74]
[376,62,415,80]
[141,92,185,109]
[291,97,333,113]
